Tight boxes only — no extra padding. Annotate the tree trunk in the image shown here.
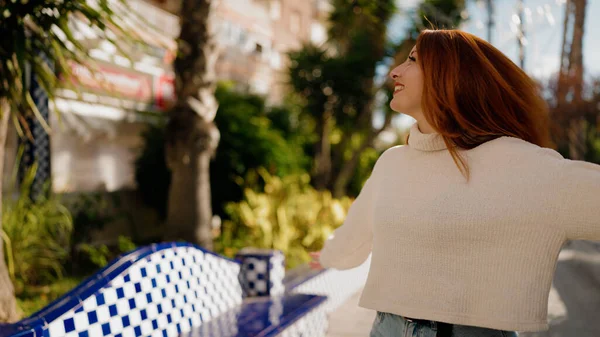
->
[570,0,586,104]
[557,0,572,107]
[312,108,332,191]
[568,117,587,160]
[164,0,220,250]
[0,98,20,323]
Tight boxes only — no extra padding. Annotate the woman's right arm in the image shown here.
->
[318,176,376,270]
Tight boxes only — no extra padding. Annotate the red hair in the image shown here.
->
[413,29,553,180]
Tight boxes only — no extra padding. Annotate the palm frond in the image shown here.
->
[0,0,145,134]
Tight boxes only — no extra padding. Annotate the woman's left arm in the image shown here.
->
[559,158,600,241]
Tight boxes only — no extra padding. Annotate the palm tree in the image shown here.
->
[0,0,133,322]
[289,0,397,197]
[163,0,220,250]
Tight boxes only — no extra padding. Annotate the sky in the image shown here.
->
[390,0,600,78]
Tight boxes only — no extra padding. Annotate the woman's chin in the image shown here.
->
[389,102,406,114]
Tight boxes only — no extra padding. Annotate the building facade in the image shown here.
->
[7,0,331,196]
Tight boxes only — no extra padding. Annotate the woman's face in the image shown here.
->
[388,46,424,117]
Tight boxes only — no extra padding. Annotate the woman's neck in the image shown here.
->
[415,118,435,134]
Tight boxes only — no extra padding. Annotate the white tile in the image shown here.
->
[166,324,178,337]
[103,288,117,304]
[129,309,142,326]
[109,316,124,334]
[96,305,111,324]
[81,297,98,311]
[87,324,103,337]
[72,312,90,331]
[140,278,153,291]
[47,321,66,336]
[129,267,142,281]
[140,320,153,335]
[116,298,130,316]
[122,283,136,297]
[121,326,136,337]
[134,293,147,307]
[157,315,168,329]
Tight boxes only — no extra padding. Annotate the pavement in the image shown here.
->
[325,240,600,337]
[326,291,376,337]
[519,240,600,337]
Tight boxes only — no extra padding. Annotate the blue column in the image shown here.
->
[19,52,52,200]
[235,248,286,298]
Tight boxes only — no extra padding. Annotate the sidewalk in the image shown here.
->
[326,290,375,337]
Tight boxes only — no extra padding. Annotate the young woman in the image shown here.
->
[310,29,600,337]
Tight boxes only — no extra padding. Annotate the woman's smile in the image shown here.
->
[394,82,405,94]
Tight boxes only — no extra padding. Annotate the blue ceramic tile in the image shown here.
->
[108,304,118,317]
[101,323,110,335]
[182,293,327,337]
[0,242,246,337]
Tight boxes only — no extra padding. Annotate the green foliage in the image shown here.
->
[328,0,397,56]
[78,244,111,269]
[16,276,83,317]
[69,191,124,245]
[584,119,600,164]
[134,121,170,219]
[118,235,137,253]
[398,0,467,42]
[78,236,137,269]
[347,147,380,196]
[288,0,397,196]
[212,83,311,215]
[0,0,137,137]
[1,164,73,287]
[134,83,311,219]
[215,168,352,269]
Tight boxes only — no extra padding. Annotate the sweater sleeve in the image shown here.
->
[558,157,600,241]
[319,176,375,270]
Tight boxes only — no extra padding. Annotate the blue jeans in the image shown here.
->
[370,312,519,337]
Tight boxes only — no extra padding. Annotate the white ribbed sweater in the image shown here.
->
[319,122,600,332]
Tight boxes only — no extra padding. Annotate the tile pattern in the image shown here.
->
[236,250,285,298]
[279,307,327,337]
[20,50,52,200]
[181,294,327,337]
[0,244,331,337]
[44,246,242,337]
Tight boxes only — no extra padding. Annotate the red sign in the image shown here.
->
[154,74,175,110]
[70,61,153,103]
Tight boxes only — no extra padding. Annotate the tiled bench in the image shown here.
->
[179,294,327,337]
[0,243,328,337]
[284,257,371,313]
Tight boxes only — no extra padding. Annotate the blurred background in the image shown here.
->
[0,0,598,335]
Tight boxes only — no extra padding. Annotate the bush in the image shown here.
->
[133,82,311,220]
[134,120,170,220]
[211,83,310,216]
[78,235,137,269]
[1,163,73,288]
[16,277,83,317]
[215,168,352,269]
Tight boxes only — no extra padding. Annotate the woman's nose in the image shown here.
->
[389,65,402,81]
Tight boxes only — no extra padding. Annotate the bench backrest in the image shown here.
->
[3,243,242,337]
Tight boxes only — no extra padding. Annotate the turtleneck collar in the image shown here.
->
[407,122,449,151]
